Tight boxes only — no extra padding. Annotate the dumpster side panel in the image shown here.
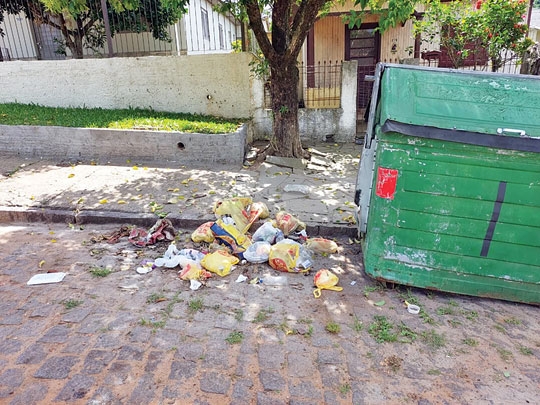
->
[363,131,540,304]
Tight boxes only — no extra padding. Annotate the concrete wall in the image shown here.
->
[0,124,247,166]
[0,54,358,143]
[252,60,358,143]
[0,53,254,120]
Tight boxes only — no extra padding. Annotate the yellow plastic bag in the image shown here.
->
[213,197,252,232]
[191,221,215,243]
[200,250,239,277]
[313,269,343,298]
[305,238,338,254]
[274,211,306,235]
[178,260,212,281]
[268,240,301,273]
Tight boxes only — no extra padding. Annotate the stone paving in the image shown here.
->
[0,223,539,405]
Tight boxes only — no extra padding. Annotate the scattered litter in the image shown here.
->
[129,218,176,247]
[274,211,306,236]
[405,301,420,314]
[118,283,139,292]
[243,241,272,263]
[191,222,215,243]
[262,275,288,286]
[190,279,202,291]
[305,237,338,254]
[374,300,386,307]
[200,250,239,277]
[283,184,312,194]
[350,280,357,286]
[27,272,66,285]
[235,274,248,283]
[268,239,311,273]
[313,269,343,298]
[252,221,283,244]
[136,260,154,274]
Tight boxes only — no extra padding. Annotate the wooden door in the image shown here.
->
[345,24,380,109]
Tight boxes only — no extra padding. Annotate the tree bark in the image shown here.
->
[270,59,304,157]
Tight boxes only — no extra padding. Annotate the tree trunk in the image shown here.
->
[270,60,304,158]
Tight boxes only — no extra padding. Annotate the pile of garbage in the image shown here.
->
[107,197,342,294]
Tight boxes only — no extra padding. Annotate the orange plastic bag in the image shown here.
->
[274,211,306,235]
[305,238,338,254]
[191,221,215,243]
[200,250,239,277]
[313,269,343,298]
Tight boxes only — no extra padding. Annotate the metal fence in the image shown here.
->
[0,0,241,60]
[381,49,525,75]
[264,61,343,109]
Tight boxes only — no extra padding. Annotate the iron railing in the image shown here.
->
[264,61,344,109]
[0,0,241,60]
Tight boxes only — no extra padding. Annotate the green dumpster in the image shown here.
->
[355,63,540,304]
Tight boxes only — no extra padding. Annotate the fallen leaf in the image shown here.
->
[374,300,386,306]
[68,173,75,178]
[132,166,139,170]
[167,188,180,192]
[50,239,57,243]
[117,200,127,204]
[38,260,45,268]
[99,199,108,204]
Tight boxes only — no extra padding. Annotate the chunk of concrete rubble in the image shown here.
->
[265,156,306,171]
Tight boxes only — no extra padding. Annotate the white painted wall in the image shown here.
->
[0,54,358,142]
[0,53,254,119]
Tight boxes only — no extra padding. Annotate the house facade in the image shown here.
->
[0,0,239,61]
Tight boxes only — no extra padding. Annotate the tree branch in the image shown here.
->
[245,0,274,60]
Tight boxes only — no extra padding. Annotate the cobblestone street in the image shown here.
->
[0,222,538,404]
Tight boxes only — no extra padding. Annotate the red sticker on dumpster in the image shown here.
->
[376,167,399,199]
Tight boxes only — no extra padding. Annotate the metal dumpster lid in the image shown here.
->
[377,64,540,140]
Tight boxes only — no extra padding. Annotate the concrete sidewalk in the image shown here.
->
[0,142,362,236]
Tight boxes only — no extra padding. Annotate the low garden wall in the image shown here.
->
[0,124,247,166]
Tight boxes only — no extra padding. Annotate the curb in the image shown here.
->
[0,206,358,237]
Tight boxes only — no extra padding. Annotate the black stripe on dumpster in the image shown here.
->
[480,181,507,257]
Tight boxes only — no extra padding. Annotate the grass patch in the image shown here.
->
[496,346,513,362]
[518,345,533,356]
[146,293,166,304]
[63,299,83,310]
[420,329,446,350]
[325,322,341,334]
[503,317,522,326]
[0,103,242,134]
[351,316,363,332]
[89,266,112,278]
[463,338,479,347]
[139,318,166,330]
[253,308,274,323]
[187,298,204,314]
[234,309,244,322]
[368,315,397,343]
[436,306,456,316]
[338,383,351,396]
[225,331,244,344]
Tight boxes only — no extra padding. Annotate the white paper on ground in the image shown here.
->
[27,272,66,285]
